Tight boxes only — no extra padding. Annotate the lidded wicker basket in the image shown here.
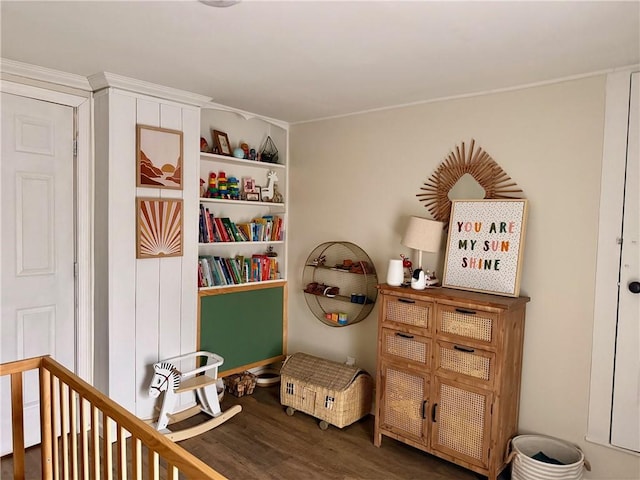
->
[280,352,372,429]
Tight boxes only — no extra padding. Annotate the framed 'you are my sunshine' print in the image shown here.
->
[442,199,529,297]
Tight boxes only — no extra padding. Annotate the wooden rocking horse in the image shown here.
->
[147,351,241,441]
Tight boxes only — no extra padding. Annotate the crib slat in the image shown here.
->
[51,377,60,480]
[79,397,89,480]
[167,463,178,480]
[91,404,100,480]
[70,389,79,480]
[131,437,142,480]
[40,367,53,480]
[117,425,127,480]
[103,416,113,480]
[149,450,159,480]
[60,383,70,480]
[10,372,25,480]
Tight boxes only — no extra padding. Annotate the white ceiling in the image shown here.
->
[1,1,639,123]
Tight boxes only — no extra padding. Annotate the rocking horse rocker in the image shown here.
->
[147,351,241,442]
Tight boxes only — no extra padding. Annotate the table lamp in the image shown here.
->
[401,216,444,289]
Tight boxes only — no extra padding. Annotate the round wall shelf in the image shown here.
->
[302,241,378,327]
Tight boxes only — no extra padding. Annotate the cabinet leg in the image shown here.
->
[373,431,382,447]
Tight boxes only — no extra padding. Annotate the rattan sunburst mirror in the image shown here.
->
[417,139,523,227]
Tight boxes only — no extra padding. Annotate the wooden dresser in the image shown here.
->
[373,284,529,480]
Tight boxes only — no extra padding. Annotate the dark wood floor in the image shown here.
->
[176,384,508,480]
[2,384,510,479]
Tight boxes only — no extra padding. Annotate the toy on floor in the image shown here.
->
[147,351,241,441]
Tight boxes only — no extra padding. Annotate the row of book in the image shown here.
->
[199,204,284,243]
[198,254,279,287]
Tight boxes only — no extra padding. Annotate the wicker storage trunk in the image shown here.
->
[280,352,373,429]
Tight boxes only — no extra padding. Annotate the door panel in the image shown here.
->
[611,72,640,453]
[430,377,491,469]
[0,92,76,455]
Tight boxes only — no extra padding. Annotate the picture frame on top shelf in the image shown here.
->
[136,125,183,189]
[212,129,232,156]
[136,197,183,259]
[246,192,261,202]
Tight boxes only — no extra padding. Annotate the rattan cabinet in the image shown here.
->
[374,284,529,480]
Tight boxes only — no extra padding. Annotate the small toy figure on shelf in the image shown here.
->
[200,137,210,153]
[311,255,326,267]
[271,183,284,203]
[260,170,278,202]
[206,172,218,198]
[266,246,278,257]
[228,176,240,200]
[200,178,206,197]
[400,254,413,283]
[217,171,228,198]
[240,143,249,159]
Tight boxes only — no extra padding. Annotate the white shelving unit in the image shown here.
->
[198,107,288,292]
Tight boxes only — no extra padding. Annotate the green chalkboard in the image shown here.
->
[199,285,284,374]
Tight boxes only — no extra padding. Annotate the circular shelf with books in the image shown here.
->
[302,241,378,327]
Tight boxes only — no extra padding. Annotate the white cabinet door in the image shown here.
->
[0,92,76,454]
[611,72,640,452]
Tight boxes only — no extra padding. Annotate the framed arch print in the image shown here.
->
[442,199,528,297]
[136,124,183,189]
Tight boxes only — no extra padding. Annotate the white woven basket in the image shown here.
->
[509,435,589,480]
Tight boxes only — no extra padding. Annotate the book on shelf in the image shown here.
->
[205,208,215,243]
[198,253,279,288]
[207,256,223,286]
[213,217,231,242]
[216,256,234,284]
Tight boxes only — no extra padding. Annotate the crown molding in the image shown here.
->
[88,72,211,107]
[0,58,92,91]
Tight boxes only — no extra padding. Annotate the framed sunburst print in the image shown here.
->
[136,197,183,258]
[136,125,183,189]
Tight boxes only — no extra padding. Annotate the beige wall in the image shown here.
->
[289,76,639,479]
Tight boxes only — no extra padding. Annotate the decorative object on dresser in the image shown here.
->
[280,352,373,430]
[302,241,378,327]
[401,216,445,290]
[416,139,523,227]
[386,258,404,286]
[442,199,529,297]
[374,284,530,480]
[136,124,183,189]
[136,197,183,259]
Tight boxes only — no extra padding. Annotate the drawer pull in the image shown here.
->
[453,345,475,353]
[398,298,416,304]
[432,403,438,422]
[396,332,414,339]
[421,400,428,419]
[455,308,477,315]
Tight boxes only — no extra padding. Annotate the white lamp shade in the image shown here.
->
[401,216,444,254]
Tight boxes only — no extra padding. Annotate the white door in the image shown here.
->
[0,92,77,455]
[611,72,640,452]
